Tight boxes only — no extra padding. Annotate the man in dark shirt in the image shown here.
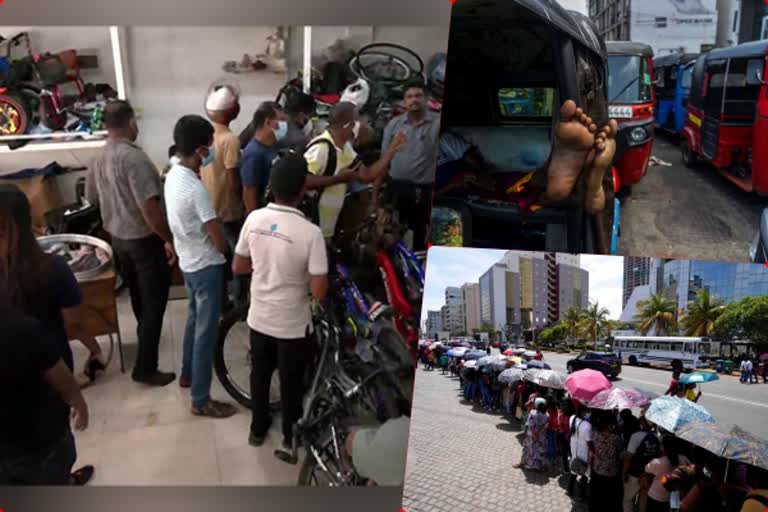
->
[277,92,317,154]
[0,308,89,485]
[240,102,288,214]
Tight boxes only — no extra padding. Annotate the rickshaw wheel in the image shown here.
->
[681,139,698,168]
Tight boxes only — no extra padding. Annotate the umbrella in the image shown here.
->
[645,396,715,433]
[526,360,551,370]
[512,348,527,355]
[499,368,526,384]
[503,349,515,356]
[507,356,523,366]
[523,350,537,358]
[526,369,567,390]
[760,353,768,362]
[463,360,478,369]
[476,356,497,367]
[675,422,768,471]
[462,350,486,360]
[588,388,651,410]
[513,363,528,370]
[446,348,467,358]
[679,372,719,385]
[564,369,613,402]
[490,360,509,371]
[459,342,472,348]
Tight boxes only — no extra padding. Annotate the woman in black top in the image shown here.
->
[0,184,97,484]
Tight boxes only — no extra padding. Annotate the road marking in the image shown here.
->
[618,375,768,409]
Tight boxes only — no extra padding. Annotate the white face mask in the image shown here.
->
[303,118,314,136]
[352,120,361,139]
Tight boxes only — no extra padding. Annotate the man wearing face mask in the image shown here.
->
[304,101,406,239]
[240,102,288,214]
[85,100,177,387]
[164,115,237,418]
[381,80,440,251]
[277,92,317,154]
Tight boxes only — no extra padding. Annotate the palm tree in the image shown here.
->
[682,289,725,336]
[635,293,678,336]
[583,301,611,349]
[562,307,583,345]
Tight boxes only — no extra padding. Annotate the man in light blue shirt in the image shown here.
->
[164,115,237,419]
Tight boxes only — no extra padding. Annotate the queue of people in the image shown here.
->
[0,77,439,485]
[429,348,768,512]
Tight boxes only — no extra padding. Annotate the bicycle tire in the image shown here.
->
[0,92,30,135]
[298,431,362,487]
[349,43,424,84]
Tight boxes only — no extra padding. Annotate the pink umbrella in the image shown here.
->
[503,349,515,356]
[588,387,651,410]
[565,369,612,403]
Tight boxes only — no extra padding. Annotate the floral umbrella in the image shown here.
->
[499,367,526,384]
[476,356,497,367]
[645,396,715,433]
[675,422,768,471]
[588,387,651,410]
[564,369,613,402]
[679,372,719,385]
[525,369,567,390]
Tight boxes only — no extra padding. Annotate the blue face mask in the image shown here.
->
[274,120,288,141]
[201,145,215,167]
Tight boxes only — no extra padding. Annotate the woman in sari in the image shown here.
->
[516,397,550,471]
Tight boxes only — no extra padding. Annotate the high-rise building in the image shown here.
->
[558,263,590,319]
[444,286,465,335]
[426,310,442,339]
[462,283,482,333]
[649,258,768,317]
[623,256,652,308]
[479,263,519,337]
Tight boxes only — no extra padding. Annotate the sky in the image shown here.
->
[558,0,588,14]
[420,248,624,328]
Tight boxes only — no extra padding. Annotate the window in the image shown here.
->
[762,15,768,40]
[732,10,739,33]
[497,87,555,118]
[607,55,653,103]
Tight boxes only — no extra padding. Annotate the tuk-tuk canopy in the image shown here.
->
[704,40,768,62]
[606,41,654,58]
[653,52,699,69]
[453,0,606,60]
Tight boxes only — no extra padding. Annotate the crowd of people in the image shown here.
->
[426,348,768,512]
[0,76,439,486]
[738,355,768,384]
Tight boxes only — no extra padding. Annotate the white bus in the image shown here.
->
[613,336,712,371]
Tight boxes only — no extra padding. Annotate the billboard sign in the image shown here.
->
[631,0,718,56]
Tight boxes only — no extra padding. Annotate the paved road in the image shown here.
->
[617,130,764,262]
[401,351,768,512]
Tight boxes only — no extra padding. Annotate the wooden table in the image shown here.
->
[65,266,125,373]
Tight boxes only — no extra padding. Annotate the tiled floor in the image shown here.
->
[70,290,301,486]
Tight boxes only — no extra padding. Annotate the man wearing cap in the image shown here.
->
[202,84,247,307]
[232,153,329,449]
[303,101,406,239]
[381,80,440,251]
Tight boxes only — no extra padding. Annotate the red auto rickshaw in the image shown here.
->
[606,41,656,195]
[682,40,768,195]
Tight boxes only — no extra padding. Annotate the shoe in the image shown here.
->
[249,433,266,447]
[84,355,107,382]
[179,376,192,389]
[191,399,237,418]
[133,371,176,387]
[70,465,95,486]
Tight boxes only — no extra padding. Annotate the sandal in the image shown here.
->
[70,465,95,486]
[191,400,237,419]
[84,354,107,382]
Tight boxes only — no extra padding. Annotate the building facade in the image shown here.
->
[479,263,520,337]
[462,282,482,333]
[558,263,590,319]
[623,256,652,308]
[426,310,442,339]
[717,0,768,47]
[444,286,466,335]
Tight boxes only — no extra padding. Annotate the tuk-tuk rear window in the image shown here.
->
[497,88,554,118]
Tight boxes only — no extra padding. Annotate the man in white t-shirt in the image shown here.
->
[164,115,237,419]
[303,101,406,239]
[233,153,329,449]
[568,408,593,500]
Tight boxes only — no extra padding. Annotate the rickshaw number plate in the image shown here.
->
[609,106,633,119]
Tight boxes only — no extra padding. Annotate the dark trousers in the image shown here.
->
[568,471,589,500]
[0,430,76,485]
[387,180,433,252]
[646,497,670,512]
[113,234,171,380]
[590,473,622,512]
[222,220,248,306]
[250,330,308,442]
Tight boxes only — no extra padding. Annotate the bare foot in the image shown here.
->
[546,100,597,202]
[584,119,618,214]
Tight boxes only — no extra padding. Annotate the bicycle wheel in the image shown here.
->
[0,92,30,135]
[214,304,281,410]
[298,430,363,487]
[349,43,424,85]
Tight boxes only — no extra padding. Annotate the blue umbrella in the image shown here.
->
[526,360,551,370]
[446,348,467,358]
[679,372,719,385]
[462,350,487,361]
[646,396,715,433]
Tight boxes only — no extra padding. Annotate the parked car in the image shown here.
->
[566,351,622,378]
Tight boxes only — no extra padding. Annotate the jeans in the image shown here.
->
[222,220,248,306]
[480,381,492,407]
[0,430,76,485]
[250,329,309,442]
[547,430,558,461]
[750,369,759,384]
[113,235,171,380]
[181,264,226,408]
[386,180,433,252]
[558,432,570,472]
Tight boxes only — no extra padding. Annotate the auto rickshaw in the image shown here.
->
[653,52,698,134]
[431,0,620,254]
[606,41,655,195]
[682,40,768,195]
